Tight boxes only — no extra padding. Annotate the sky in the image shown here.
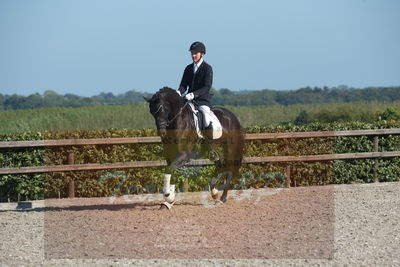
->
[0,0,399,96]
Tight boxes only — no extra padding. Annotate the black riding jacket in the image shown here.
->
[178,61,213,106]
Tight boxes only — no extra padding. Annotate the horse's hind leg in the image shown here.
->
[220,166,239,203]
[209,167,230,200]
[219,137,243,203]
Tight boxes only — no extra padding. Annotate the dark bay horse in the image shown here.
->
[144,87,244,203]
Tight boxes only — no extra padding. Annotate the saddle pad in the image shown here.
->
[188,102,223,139]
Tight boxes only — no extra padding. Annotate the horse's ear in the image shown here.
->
[143,96,151,103]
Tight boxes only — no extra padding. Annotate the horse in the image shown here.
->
[144,87,244,204]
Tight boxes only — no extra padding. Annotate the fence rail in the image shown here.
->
[1,128,400,195]
[1,128,399,149]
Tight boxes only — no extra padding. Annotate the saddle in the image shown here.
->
[187,102,223,140]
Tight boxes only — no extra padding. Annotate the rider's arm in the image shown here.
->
[178,65,191,95]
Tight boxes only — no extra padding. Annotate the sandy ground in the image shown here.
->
[0,182,399,266]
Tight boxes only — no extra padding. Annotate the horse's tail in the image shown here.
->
[215,106,245,165]
[235,125,245,166]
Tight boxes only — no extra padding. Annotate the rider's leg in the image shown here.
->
[198,105,214,140]
[198,105,223,140]
[198,105,212,128]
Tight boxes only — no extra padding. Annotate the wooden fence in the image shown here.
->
[1,128,399,197]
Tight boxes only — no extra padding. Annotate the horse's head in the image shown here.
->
[144,87,183,138]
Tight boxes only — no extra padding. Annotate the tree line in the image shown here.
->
[0,90,149,110]
[0,86,399,110]
[211,86,400,106]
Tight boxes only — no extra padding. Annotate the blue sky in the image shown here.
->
[0,0,399,96]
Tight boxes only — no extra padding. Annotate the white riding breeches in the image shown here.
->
[198,105,223,139]
[198,105,214,128]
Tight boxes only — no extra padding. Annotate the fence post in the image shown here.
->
[284,142,291,188]
[67,150,75,198]
[183,178,189,192]
[285,165,291,188]
[373,136,379,183]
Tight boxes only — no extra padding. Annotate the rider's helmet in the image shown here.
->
[189,41,206,54]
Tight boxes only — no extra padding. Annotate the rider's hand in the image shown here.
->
[175,90,181,96]
[185,93,194,100]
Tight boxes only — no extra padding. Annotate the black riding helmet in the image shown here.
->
[189,41,206,54]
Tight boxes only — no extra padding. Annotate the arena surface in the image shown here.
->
[0,182,399,266]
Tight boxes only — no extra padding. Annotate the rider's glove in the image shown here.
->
[185,93,194,101]
[175,90,181,96]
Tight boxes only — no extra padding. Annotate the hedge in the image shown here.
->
[1,121,399,202]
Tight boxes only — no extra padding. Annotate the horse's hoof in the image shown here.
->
[160,201,175,210]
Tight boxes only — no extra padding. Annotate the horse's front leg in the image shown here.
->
[162,173,175,204]
[162,150,192,205]
[170,150,192,170]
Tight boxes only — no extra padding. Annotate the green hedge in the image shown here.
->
[1,121,399,202]
[0,132,45,201]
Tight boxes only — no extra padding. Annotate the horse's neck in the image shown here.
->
[172,104,195,131]
[183,105,196,129]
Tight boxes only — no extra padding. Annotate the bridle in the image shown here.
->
[153,104,163,115]
[154,101,190,127]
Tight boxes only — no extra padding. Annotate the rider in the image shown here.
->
[176,41,215,135]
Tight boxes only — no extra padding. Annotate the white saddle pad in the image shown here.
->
[188,102,223,139]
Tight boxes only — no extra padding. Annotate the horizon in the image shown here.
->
[0,84,398,98]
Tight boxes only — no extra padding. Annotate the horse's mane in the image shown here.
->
[157,86,176,95]
[156,86,183,104]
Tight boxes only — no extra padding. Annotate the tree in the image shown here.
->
[43,90,65,107]
[4,94,26,110]
[26,93,44,109]
[0,94,4,109]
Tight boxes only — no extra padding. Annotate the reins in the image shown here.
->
[165,100,190,127]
